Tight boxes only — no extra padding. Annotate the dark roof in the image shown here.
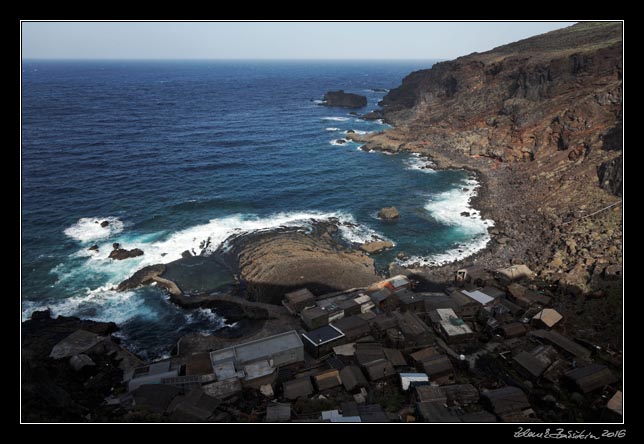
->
[529,330,591,359]
[314,369,342,391]
[507,284,552,306]
[460,411,498,423]
[340,365,368,392]
[424,293,459,311]
[185,352,214,376]
[396,290,425,305]
[416,402,461,423]
[265,403,292,422]
[441,384,480,405]
[168,387,221,422]
[450,290,479,307]
[302,325,344,347]
[410,347,438,364]
[131,384,183,414]
[285,288,315,303]
[340,401,360,417]
[499,322,527,338]
[480,286,506,299]
[283,377,314,400]
[513,351,549,378]
[499,298,523,315]
[481,386,530,415]
[369,287,393,303]
[372,314,399,331]
[326,356,345,370]
[565,364,617,393]
[332,315,369,335]
[415,385,447,404]
[358,404,389,423]
[383,348,407,367]
[301,307,328,321]
[394,311,433,339]
[355,342,385,366]
[422,355,454,379]
[363,359,396,381]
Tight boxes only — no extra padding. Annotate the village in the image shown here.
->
[42,262,623,423]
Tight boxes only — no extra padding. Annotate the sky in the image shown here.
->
[22,21,579,60]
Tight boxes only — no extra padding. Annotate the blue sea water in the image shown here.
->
[21,60,493,359]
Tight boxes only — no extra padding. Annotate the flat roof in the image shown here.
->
[462,290,495,305]
[440,319,473,336]
[302,325,345,347]
[211,330,303,366]
[436,308,458,321]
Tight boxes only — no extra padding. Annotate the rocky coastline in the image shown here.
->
[22,22,623,423]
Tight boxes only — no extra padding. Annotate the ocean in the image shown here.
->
[21,60,493,359]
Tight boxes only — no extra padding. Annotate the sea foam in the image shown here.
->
[63,216,124,243]
[398,178,494,267]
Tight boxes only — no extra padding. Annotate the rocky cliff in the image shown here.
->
[364,22,623,294]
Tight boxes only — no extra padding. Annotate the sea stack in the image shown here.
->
[322,90,367,108]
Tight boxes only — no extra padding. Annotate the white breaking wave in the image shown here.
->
[345,130,368,135]
[325,127,340,131]
[21,285,150,325]
[398,178,494,267]
[313,100,325,104]
[63,216,124,243]
[403,155,436,173]
[322,116,350,122]
[329,139,350,146]
[35,210,391,325]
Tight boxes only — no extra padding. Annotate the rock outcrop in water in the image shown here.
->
[323,90,367,108]
[109,245,144,260]
[378,206,400,220]
[360,22,622,295]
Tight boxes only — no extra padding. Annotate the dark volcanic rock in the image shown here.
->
[21,312,142,422]
[378,206,400,220]
[88,244,99,252]
[361,110,384,121]
[323,90,367,109]
[117,264,167,291]
[220,223,379,304]
[109,247,144,260]
[182,250,193,258]
[336,139,346,144]
[598,155,622,197]
[100,221,109,228]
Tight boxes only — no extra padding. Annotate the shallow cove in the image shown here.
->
[22,60,493,359]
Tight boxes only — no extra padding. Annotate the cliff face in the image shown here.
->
[366,22,623,294]
[380,22,622,165]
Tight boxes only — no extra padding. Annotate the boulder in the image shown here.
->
[322,90,367,109]
[347,129,356,134]
[460,211,471,217]
[336,139,346,144]
[49,330,105,360]
[360,240,394,254]
[69,354,96,372]
[100,221,110,228]
[378,207,400,220]
[88,245,99,252]
[109,247,144,260]
[182,250,193,258]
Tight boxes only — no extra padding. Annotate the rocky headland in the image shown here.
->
[355,22,622,296]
